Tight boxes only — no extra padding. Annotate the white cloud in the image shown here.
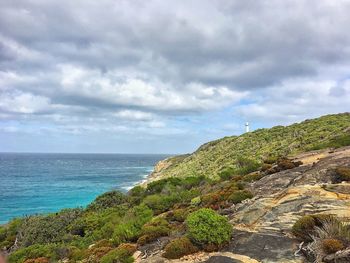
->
[58,64,246,112]
[237,78,350,124]
[1,0,350,152]
[0,92,51,114]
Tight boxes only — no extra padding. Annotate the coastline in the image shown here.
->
[0,154,169,226]
[137,155,178,187]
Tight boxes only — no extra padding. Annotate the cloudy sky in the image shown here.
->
[1,0,350,153]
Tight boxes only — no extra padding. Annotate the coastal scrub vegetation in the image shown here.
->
[154,113,350,179]
[1,113,350,262]
[1,170,254,262]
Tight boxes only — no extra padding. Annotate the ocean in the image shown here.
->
[0,153,169,224]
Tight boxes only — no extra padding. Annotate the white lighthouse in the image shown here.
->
[245,122,250,133]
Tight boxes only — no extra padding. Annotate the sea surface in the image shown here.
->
[0,153,169,224]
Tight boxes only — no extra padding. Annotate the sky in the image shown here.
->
[0,0,350,154]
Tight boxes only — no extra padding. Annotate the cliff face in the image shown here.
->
[143,154,190,185]
[139,146,350,263]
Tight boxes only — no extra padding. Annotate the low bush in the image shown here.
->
[85,246,113,261]
[190,197,201,207]
[277,159,296,170]
[137,218,170,246]
[112,205,153,245]
[167,208,193,222]
[306,217,350,261]
[117,243,137,255]
[235,157,261,176]
[100,247,134,263]
[163,237,198,259]
[261,163,272,172]
[310,134,350,150]
[141,218,170,237]
[200,192,222,207]
[203,243,220,252]
[87,191,126,211]
[333,166,350,182]
[94,239,113,248]
[321,238,344,254]
[8,244,56,263]
[242,171,264,182]
[228,190,253,204]
[19,208,83,247]
[146,178,179,194]
[218,167,235,180]
[292,214,335,242]
[263,156,278,164]
[23,257,49,263]
[142,194,179,214]
[0,218,23,250]
[182,176,205,188]
[127,186,146,204]
[186,208,232,246]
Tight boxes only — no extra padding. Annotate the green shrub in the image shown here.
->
[127,186,146,204]
[112,205,153,245]
[228,190,253,204]
[19,208,83,247]
[218,167,235,180]
[142,194,179,214]
[146,179,176,194]
[137,218,170,245]
[167,208,192,222]
[181,176,205,189]
[141,218,170,237]
[87,191,126,211]
[186,208,232,246]
[263,156,278,164]
[190,197,201,206]
[311,134,350,150]
[8,244,56,263]
[235,157,261,175]
[117,243,137,255]
[163,237,198,259]
[100,247,134,263]
[94,239,113,248]
[292,214,335,241]
[0,218,23,250]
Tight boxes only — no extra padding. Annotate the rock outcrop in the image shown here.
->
[141,146,350,263]
[227,146,350,263]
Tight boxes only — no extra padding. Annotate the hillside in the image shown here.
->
[150,113,350,180]
[1,113,350,263]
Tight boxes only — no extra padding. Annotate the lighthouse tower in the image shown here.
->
[245,122,250,133]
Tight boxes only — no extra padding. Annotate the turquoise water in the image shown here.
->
[0,153,169,224]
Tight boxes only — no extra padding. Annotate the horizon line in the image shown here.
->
[0,151,178,155]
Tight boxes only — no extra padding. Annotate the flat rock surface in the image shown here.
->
[205,256,242,263]
[227,230,298,263]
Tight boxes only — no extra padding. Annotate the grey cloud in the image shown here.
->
[1,0,350,144]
